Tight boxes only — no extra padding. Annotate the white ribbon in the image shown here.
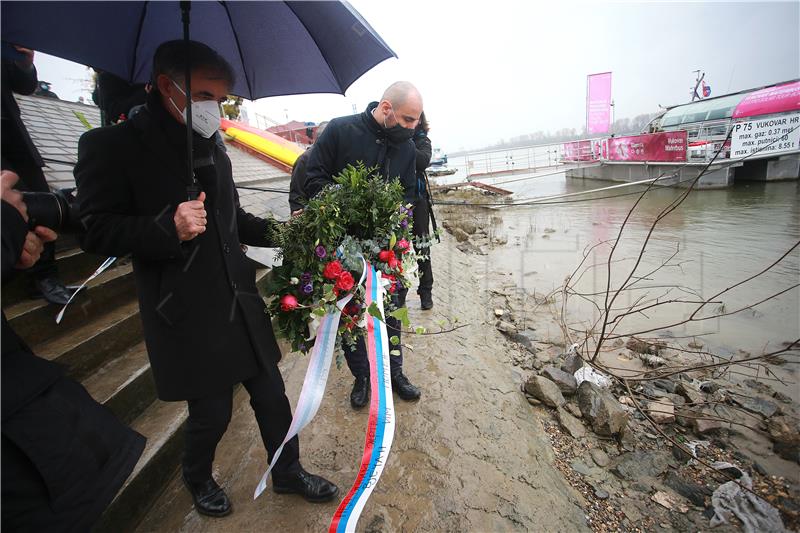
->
[55,256,116,324]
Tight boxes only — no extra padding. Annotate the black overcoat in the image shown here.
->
[304,102,417,202]
[75,92,282,401]
[2,202,145,531]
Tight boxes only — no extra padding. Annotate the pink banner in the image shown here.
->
[732,81,800,119]
[606,131,687,162]
[562,140,595,161]
[587,72,612,134]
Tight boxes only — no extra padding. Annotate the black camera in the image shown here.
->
[22,188,82,233]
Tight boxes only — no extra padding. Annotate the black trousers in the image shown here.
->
[343,288,407,379]
[182,364,300,483]
[0,155,57,279]
[413,197,433,294]
[1,377,144,533]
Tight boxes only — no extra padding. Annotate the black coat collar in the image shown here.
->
[130,91,216,187]
[361,101,385,138]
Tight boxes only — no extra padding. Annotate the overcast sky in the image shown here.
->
[28,1,800,152]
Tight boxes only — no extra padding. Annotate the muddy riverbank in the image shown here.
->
[135,227,591,532]
[134,183,798,531]
[436,191,800,532]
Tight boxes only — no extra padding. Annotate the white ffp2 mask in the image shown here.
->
[169,80,221,139]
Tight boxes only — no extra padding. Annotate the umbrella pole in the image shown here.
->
[181,0,199,200]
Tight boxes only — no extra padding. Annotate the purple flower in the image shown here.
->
[301,283,314,295]
[299,342,307,352]
[300,272,312,284]
[315,245,327,259]
[400,219,408,229]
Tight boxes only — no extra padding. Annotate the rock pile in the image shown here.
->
[513,338,799,531]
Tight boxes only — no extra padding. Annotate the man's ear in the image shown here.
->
[155,74,173,98]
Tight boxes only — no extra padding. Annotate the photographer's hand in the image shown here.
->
[174,191,207,241]
[1,170,28,222]
[16,226,57,269]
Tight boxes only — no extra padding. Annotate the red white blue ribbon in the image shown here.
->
[329,264,395,533]
[254,257,368,499]
[253,289,353,499]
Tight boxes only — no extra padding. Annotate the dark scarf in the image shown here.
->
[142,90,219,203]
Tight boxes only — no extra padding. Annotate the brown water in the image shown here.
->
[437,174,800,397]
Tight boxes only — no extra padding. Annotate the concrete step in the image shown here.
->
[54,234,80,253]
[133,386,257,533]
[95,399,189,533]
[81,341,154,425]
[34,300,142,381]
[5,263,135,348]
[1,248,112,307]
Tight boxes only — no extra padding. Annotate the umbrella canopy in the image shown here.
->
[1,0,396,100]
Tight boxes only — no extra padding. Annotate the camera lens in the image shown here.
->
[21,190,80,233]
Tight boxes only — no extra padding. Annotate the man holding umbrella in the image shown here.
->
[75,40,338,518]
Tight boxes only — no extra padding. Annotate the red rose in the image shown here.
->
[280,294,299,311]
[335,271,355,292]
[323,260,343,280]
[378,250,395,263]
[396,239,410,254]
[388,256,400,270]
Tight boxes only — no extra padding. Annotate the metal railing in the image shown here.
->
[461,141,568,178]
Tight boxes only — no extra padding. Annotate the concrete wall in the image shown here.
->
[565,162,737,189]
[734,154,799,182]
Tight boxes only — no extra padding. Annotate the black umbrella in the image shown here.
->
[2,0,396,195]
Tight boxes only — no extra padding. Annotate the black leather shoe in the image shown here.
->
[420,292,433,310]
[350,376,369,409]
[272,468,339,503]
[182,473,232,517]
[392,372,421,401]
[31,277,73,306]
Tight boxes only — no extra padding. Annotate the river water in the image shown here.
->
[435,159,800,396]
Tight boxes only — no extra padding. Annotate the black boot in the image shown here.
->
[182,472,232,517]
[350,376,369,409]
[272,467,339,503]
[419,291,433,310]
[391,371,421,401]
[31,277,73,306]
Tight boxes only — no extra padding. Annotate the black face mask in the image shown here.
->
[383,106,415,144]
[384,123,415,144]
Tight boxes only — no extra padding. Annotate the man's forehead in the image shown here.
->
[395,101,422,118]
[190,75,230,96]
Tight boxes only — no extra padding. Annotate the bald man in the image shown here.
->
[304,81,422,408]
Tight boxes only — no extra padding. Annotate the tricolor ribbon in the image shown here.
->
[252,290,353,499]
[329,264,395,533]
[253,257,367,500]
[253,261,396,533]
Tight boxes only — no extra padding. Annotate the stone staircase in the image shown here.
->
[10,94,293,531]
[2,243,269,532]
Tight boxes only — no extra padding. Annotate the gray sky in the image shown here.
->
[29,1,800,153]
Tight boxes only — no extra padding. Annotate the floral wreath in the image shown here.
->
[267,164,423,353]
